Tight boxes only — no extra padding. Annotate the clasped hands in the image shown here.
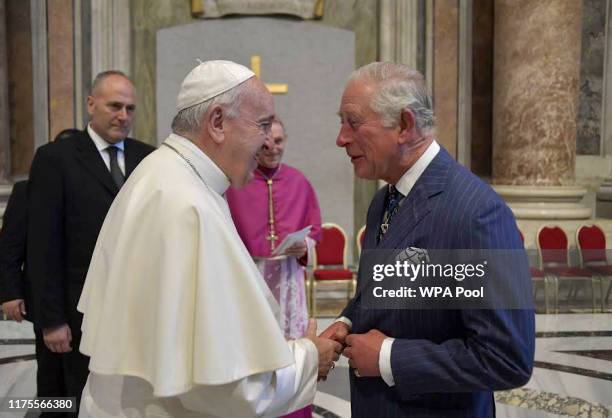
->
[317,321,387,379]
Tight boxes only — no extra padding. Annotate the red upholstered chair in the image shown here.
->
[519,228,557,313]
[576,224,612,311]
[310,223,356,316]
[356,225,366,257]
[537,226,598,312]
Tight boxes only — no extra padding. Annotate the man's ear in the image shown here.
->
[86,96,95,116]
[398,108,415,144]
[206,105,225,145]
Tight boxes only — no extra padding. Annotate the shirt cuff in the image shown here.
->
[335,316,352,329]
[379,337,395,387]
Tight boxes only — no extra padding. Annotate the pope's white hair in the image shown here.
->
[349,62,435,134]
[171,78,251,135]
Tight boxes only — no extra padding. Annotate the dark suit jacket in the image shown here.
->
[27,130,155,331]
[0,181,30,317]
[342,148,535,418]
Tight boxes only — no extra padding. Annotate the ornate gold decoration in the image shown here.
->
[190,0,323,20]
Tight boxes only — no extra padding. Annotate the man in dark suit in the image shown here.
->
[321,62,535,417]
[1,181,29,323]
[1,180,68,414]
[27,70,155,412]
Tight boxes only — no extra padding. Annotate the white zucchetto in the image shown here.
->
[176,60,255,112]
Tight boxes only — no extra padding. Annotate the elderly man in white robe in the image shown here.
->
[77,60,342,418]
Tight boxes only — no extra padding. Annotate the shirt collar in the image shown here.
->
[394,140,440,197]
[164,133,230,196]
[87,124,125,152]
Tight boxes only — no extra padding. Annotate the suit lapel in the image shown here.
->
[364,188,386,250]
[378,148,452,249]
[124,139,141,177]
[354,147,453,318]
[76,131,118,195]
[380,185,431,249]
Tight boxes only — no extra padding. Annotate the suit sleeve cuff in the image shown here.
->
[335,316,352,329]
[379,337,395,387]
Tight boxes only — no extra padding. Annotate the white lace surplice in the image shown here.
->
[255,257,309,339]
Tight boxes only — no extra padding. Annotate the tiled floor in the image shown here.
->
[2,313,611,418]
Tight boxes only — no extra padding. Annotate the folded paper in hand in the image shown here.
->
[272,225,312,256]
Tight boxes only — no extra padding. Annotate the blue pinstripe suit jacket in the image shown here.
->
[342,148,535,417]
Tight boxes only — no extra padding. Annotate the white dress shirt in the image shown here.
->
[339,140,440,387]
[87,124,126,175]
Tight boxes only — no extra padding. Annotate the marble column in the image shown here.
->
[492,0,591,221]
[91,0,131,77]
[31,0,48,151]
[433,0,458,158]
[378,0,419,68]
[0,0,11,217]
[0,0,10,183]
[596,0,612,216]
[378,0,420,190]
[47,0,74,140]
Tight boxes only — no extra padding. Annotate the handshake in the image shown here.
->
[306,319,387,380]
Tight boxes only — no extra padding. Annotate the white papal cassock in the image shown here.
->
[77,134,318,417]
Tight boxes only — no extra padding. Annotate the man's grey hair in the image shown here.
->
[349,62,435,133]
[171,79,251,136]
[90,70,131,95]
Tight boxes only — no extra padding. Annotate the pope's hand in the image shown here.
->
[306,319,342,380]
[319,320,349,346]
[43,324,72,353]
[284,240,307,258]
[1,299,26,322]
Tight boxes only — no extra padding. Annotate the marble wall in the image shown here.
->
[576,0,606,156]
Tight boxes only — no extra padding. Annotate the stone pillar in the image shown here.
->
[91,0,131,77]
[378,0,420,68]
[596,0,612,217]
[0,0,10,183]
[31,0,49,151]
[433,0,458,158]
[0,0,11,219]
[492,0,591,221]
[378,0,421,190]
[47,0,74,140]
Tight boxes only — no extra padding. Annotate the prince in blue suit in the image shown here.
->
[321,62,535,417]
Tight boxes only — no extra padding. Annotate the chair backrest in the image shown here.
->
[314,223,348,268]
[356,225,366,256]
[537,225,568,266]
[576,224,607,264]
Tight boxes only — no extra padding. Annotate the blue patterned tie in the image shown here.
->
[378,184,404,242]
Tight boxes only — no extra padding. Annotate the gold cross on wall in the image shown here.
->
[250,55,288,94]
